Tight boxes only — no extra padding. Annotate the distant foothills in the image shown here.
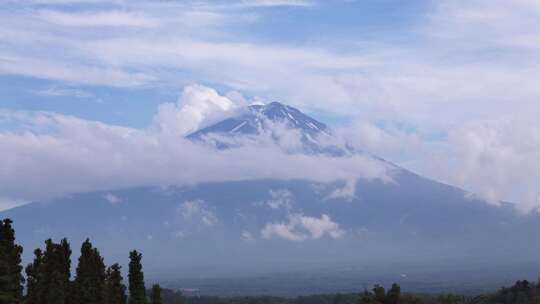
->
[2,218,540,304]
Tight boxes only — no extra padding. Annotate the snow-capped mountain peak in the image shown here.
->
[186,102,331,145]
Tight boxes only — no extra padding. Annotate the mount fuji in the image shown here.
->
[2,102,540,294]
[187,102,340,154]
[190,102,330,138]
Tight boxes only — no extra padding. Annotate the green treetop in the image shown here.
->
[0,218,24,304]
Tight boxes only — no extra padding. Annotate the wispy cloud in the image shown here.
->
[38,10,159,28]
[0,198,27,212]
[0,56,154,87]
[37,87,93,98]
[240,0,314,8]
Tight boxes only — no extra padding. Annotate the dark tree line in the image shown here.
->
[0,219,24,303]
[5,217,540,304]
[487,280,540,304]
[0,218,163,304]
[359,283,403,304]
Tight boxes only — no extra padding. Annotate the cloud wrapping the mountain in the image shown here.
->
[340,118,540,212]
[427,120,540,212]
[0,89,390,206]
[1,81,540,212]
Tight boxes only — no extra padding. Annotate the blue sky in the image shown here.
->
[1,0,540,211]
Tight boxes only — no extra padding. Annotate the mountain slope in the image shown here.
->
[3,174,540,289]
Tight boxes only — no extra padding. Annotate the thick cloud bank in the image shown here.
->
[0,85,389,209]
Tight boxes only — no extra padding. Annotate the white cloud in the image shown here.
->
[0,3,377,90]
[154,84,244,135]
[179,10,258,27]
[241,231,254,242]
[3,0,535,129]
[261,220,305,241]
[178,200,219,227]
[338,118,540,212]
[103,193,121,204]
[325,180,356,201]
[1,0,539,119]
[425,0,540,52]
[38,10,158,28]
[300,214,344,239]
[173,230,185,239]
[0,198,27,212]
[0,56,154,87]
[8,0,115,3]
[240,0,313,7]
[421,119,540,212]
[263,189,294,210]
[261,213,344,241]
[37,87,93,98]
